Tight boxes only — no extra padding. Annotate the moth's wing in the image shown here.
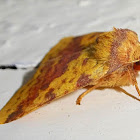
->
[0,31,110,124]
[39,32,103,63]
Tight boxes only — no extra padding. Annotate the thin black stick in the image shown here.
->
[0,63,40,70]
[0,65,17,69]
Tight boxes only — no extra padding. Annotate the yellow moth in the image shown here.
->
[0,28,140,124]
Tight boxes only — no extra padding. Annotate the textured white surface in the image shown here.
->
[1,0,140,140]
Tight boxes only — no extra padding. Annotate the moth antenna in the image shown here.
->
[76,82,101,105]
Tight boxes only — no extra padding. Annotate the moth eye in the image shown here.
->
[134,61,140,70]
[135,61,140,65]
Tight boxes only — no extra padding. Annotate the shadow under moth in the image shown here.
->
[0,28,140,124]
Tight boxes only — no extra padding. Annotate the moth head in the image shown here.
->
[116,28,140,95]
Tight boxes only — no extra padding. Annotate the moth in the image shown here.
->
[0,28,140,124]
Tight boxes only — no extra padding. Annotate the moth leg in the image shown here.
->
[128,67,140,96]
[76,83,100,105]
[135,83,140,96]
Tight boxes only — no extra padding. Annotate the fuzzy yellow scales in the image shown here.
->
[1,28,140,124]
